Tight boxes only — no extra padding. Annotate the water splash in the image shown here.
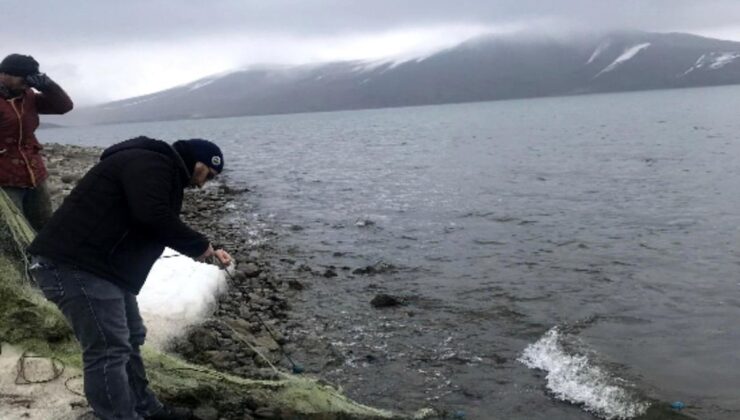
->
[519,327,650,420]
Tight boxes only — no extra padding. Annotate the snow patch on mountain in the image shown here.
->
[586,41,611,65]
[680,52,740,76]
[593,43,651,78]
[188,78,217,91]
[103,93,166,110]
[352,60,392,73]
[680,54,706,77]
[352,50,436,74]
[711,52,740,69]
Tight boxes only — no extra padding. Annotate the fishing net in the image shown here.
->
[0,189,35,283]
[0,189,72,344]
[0,189,435,419]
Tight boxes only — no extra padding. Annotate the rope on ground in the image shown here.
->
[158,365,231,381]
[156,363,280,387]
[64,374,85,397]
[219,321,281,375]
[15,351,65,385]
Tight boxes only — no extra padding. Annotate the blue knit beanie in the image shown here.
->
[174,139,224,173]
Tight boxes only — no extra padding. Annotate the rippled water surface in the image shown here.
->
[42,86,740,419]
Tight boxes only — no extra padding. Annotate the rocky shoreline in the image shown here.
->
[42,144,308,419]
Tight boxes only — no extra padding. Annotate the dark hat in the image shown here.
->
[173,139,224,174]
[0,54,40,77]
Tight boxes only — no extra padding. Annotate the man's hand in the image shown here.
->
[197,243,232,266]
[214,249,232,266]
[25,73,52,91]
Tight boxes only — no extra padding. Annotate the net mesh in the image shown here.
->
[0,189,72,343]
[0,189,35,285]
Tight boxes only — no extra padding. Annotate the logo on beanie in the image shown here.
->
[211,156,222,167]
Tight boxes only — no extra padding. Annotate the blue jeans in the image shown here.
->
[30,256,163,420]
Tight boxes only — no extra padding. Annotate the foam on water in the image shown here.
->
[519,327,650,420]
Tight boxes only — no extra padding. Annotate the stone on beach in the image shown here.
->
[370,294,403,308]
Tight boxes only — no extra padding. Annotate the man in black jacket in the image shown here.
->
[28,136,231,420]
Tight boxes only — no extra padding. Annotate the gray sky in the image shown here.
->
[5,0,740,105]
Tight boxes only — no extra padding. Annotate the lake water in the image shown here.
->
[40,86,740,420]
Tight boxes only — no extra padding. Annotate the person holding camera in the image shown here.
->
[0,53,73,230]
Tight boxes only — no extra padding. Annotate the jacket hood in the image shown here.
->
[101,136,191,182]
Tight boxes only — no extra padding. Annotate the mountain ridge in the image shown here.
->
[53,31,740,125]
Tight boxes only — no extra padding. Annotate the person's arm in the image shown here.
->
[29,74,73,114]
[121,155,211,258]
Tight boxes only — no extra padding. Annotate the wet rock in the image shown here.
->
[223,318,255,336]
[60,174,79,184]
[272,332,287,345]
[173,339,195,355]
[287,279,304,290]
[189,328,219,350]
[296,263,312,273]
[353,266,377,275]
[371,294,403,308]
[253,407,278,419]
[239,313,262,332]
[253,352,274,368]
[353,262,396,276]
[322,267,338,278]
[253,334,280,351]
[241,263,261,278]
[219,185,250,194]
[236,347,257,359]
[193,405,219,420]
[204,350,233,369]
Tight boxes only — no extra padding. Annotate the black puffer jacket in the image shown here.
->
[28,136,210,294]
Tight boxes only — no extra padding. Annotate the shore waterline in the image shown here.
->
[40,86,740,419]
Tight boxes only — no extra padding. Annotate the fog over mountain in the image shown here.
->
[55,31,740,125]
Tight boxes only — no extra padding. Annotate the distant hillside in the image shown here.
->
[55,31,740,125]
[38,122,67,129]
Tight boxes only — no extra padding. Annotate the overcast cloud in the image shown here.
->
[5,1,740,104]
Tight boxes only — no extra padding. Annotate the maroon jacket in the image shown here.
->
[0,84,73,187]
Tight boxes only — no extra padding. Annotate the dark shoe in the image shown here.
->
[145,405,193,420]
